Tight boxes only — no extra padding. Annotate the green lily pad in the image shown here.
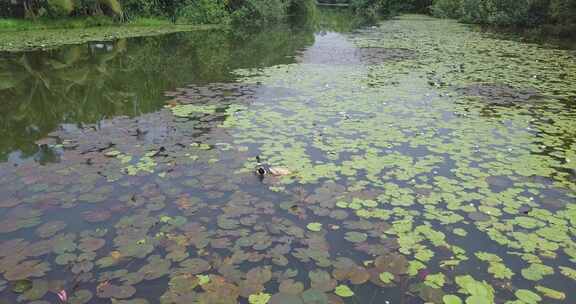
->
[301,288,328,304]
[465,295,490,304]
[334,285,354,298]
[515,289,542,304]
[443,295,463,304]
[534,285,565,300]
[11,280,32,293]
[379,272,394,284]
[249,292,271,304]
[307,223,322,232]
[344,232,367,243]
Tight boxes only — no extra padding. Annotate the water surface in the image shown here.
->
[0,11,575,304]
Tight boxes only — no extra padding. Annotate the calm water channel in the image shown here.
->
[0,8,575,304]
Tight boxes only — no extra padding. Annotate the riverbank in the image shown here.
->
[0,23,218,52]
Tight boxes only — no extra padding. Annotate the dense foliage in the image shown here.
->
[431,0,576,35]
[1,0,316,27]
[349,0,431,21]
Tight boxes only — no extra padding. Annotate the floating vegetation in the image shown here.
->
[0,12,575,304]
[455,83,542,105]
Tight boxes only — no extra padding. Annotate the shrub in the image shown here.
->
[47,0,75,17]
[431,0,462,18]
[101,0,123,16]
[177,0,229,24]
[230,0,288,27]
[121,0,160,20]
[550,0,576,25]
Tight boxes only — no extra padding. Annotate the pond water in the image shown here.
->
[0,9,575,304]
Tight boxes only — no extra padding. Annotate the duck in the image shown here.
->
[255,155,292,177]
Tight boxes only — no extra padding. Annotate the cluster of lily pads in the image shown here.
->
[0,14,575,304]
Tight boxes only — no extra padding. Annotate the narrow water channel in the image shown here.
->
[0,9,575,304]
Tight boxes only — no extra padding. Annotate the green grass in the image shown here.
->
[0,16,174,32]
[128,17,173,26]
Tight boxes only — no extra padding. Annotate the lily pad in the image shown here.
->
[301,289,328,304]
[334,285,354,298]
[307,223,322,232]
[379,272,394,284]
[270,293,304,304]
[11,280,32,293]
[69,290,93,304]
[344,232,367,243]
[443,295,462,304]
[467,212,491,222]
[96,284,136,299]
[534,285,565,300]
[35,221,66,238]
[249,292,272,304]
[515,289,542,304]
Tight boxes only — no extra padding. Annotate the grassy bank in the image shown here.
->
[0,0,317,52]
[0,16,175,32]
[0,22,217,52]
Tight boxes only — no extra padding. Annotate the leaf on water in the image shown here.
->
[514,289,542,304]
[534,285,565,300]
[247,266,273,285]
[308,270,335,291]
[521,263,554,281]
[465,295,490,304]
[35,221,67,238]
[279,280,304,295]
[467,212,491,222]
[454,275,494,301]
[11,279,32,293]
[96,284,136,299]
[559,266,576,280]
[81,210,112,223]
[249,292,272,304]
[334,285,354,298]
[307,223,322,232]
[442,295,462,304]
[78,237,106,252]
[453,228,467,237]
[69,289,93,304]
[269,293,304,304]
[425,273,445,288]
[301,288,328,304]
[179,258,211,274]
[379,272,394,284]
[4,260,50,281]
[344,232,367,243]
[197,275,210,285]
[18,279,48,301]
[374,253,409,275]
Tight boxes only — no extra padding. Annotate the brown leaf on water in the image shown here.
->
[96,283,136,299]
[82,210,112,223]
[374,253,409,275]
[79,237,106,252]
[201,275,240,302]
[4,260,50,281]
[279,279,304,295]
[246,266,272,285]
[332,266,369,285]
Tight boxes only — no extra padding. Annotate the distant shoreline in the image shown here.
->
[0,24,219,53]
